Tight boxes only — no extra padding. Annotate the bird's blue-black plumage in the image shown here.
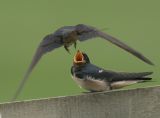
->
[71,64,152,82]
[71,52,153,83]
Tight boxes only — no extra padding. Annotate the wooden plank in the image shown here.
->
[0,86,160,118]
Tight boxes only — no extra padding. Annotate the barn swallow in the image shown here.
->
[71,50,153,92]
[12,24,153,101]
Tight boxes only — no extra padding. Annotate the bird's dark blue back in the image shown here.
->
[71,63,115,80]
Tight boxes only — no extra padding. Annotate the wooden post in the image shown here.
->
[0,86,160,118]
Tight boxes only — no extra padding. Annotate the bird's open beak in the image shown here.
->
[74,50,85,64]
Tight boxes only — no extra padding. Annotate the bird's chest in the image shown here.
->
[72,75,110,92]
[63,32,78,46]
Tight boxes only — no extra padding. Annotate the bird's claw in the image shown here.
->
[82,91,95,94]
[64,45,71,54]
[74,42,77,49]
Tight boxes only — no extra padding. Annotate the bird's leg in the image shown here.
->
[64,45,70,54]
[82,91,94,94]
[74,42,77,49]
[109,83,113,90]
[82,91,91,93]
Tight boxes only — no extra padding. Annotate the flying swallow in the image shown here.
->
[12,24,153,101]
[71,50,153,92]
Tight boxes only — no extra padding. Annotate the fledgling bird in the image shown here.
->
[12,24,153,101]
[71,50,153,92]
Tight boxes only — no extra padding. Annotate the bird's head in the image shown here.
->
[73,50,90,65]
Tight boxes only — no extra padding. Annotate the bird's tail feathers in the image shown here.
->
[111,77,152,89]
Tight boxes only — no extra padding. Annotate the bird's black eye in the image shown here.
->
[82,53,90,63]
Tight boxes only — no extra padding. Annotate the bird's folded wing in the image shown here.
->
[81,64,152,82]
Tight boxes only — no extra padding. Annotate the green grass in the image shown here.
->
[0,0,159,102]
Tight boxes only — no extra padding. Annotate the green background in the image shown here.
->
[0,0,159,102]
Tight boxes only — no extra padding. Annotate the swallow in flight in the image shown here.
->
[12,24,153,101]
[71,50,153,92]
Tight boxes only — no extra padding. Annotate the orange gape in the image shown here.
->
[74,50,84,64]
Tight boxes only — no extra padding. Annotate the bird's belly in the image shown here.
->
[64,39,74,46]
[63,34,77,46]
[72,75,110,92]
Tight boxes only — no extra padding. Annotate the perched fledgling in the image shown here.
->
[71,50,153,92]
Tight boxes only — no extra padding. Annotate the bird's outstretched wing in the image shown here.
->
[76,24,154,65]
[12,34,62,101]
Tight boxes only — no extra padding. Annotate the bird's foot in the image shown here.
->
[64,46,71,54]
[74,42,77,49]
[82,91,96,94]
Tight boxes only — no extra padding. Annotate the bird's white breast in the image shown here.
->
[72,75,110,92]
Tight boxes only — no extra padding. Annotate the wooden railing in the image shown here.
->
[0,86,160,118]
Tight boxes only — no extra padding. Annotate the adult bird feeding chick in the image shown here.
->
[12,24,154,101]
[71,50,153,92]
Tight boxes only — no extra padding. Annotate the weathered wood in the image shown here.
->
[0,86,160,118]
